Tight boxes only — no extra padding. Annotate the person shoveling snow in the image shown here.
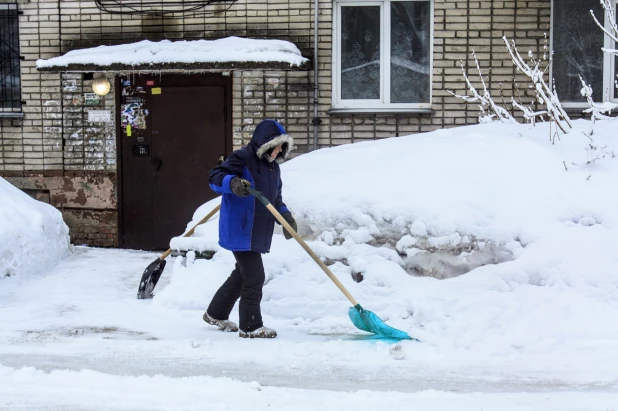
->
[200,119,413,341]
[203,119,296,339]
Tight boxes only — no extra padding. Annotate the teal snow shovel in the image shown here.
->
[244,183,415,341]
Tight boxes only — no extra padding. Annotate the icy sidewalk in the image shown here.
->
[0,247,617,410]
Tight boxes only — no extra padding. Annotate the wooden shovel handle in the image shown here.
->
[245,184,359,307]
[159,203,221,260]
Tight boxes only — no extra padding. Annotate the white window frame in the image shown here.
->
[332,0,434,112]
[550,0,618,108]
[607,0,618,102]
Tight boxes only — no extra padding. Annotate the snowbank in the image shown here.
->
[36,37,308,69]
[0,177,70,277]
[172,119,618,275]
[161,119,618,366]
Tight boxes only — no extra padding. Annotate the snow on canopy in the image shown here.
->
[36,37,308,69]
[0,177,70,277]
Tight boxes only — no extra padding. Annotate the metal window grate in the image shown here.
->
[0,4,22,113]
[95,0,237,16]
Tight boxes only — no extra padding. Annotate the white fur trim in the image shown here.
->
[255,134,294,163]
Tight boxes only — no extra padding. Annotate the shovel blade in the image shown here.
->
[137,258,166,299]
[348,305,414,340]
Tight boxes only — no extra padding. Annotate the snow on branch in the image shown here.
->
[503,36,572,134]
[511,98,547,126]
[590,0,618,56]
[580,75,618,120]
[448,51,517,124]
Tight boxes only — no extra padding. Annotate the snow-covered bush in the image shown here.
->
[448,52,517,124]
[456,2,618,130]
[580,75,617,121]
[0,177,70,277]
[503,36,573,135]
[451,36,572,138]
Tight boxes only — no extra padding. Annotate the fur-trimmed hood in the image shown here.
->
[251,119,293,164]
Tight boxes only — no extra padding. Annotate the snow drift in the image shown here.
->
[0,177,70,277]
[171,119,618,277]
[161,119,618,366]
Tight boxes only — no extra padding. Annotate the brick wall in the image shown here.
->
[234,0,553,149]
[3,171,117,246]
[59,72,116,171]
[1,0,558,247]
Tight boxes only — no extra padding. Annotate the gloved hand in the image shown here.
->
[281,212,297,240]
[230,177,250,197]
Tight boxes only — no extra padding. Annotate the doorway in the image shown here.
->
[117,74,231,250]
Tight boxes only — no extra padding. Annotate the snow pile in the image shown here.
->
[0,177,70,277]
[160,119,618,366]
[36,37,308,69]
[171,119,618,277]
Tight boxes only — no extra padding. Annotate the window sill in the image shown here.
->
[328,108,434,115]
[562,106,618,112]
[0,112,24,119]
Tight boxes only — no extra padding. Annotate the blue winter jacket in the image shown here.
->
[209,120,293,254]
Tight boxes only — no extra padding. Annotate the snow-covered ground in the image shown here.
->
[1,120,618,409]
[1,248,617,410]
[0,177,69,278]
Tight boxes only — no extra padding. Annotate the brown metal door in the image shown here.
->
[118,75,231,250]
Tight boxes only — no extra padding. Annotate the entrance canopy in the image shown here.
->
[36,37,310,72]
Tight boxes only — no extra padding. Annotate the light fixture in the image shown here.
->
[92,77,111,96]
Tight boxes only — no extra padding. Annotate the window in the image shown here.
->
[0,4,22,116]
[551,0,618,105]
[333,0,433,111]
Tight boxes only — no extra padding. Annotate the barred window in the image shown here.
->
[0,4,22,115]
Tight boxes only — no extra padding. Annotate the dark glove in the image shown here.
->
[281,212,297,240]
[230,177,250,197]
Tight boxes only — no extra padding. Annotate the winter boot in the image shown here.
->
[239,326,277,339]
[203,312,239,332]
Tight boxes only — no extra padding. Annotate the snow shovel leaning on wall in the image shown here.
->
[137,204,221,299]
[243,182,415,341]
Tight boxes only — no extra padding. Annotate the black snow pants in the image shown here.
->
[207,251,265,332]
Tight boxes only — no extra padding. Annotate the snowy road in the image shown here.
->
[1,247,617,410]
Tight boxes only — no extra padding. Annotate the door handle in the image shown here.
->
[153,158,162,172]
[218,154,225,165]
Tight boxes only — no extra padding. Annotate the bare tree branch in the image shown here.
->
[580,75,618,120]
[448,52,517,124]
[590,0,618,46]
[503,36,572,133]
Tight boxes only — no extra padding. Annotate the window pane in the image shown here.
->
[0,5,22,112]
[391,1,431,103]
[552,0,604,102]
[341,6,381,100]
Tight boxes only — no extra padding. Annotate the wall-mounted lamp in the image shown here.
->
[92,76,111,96]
